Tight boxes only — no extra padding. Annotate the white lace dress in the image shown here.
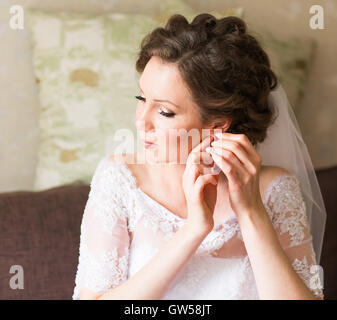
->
[72,155,324,300]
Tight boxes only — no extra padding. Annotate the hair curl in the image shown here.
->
[135,13,278,147]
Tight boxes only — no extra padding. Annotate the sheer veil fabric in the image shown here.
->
[256,84,327,264]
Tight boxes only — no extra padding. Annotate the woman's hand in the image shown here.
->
[182,135,219,235]
[206,132,265,222]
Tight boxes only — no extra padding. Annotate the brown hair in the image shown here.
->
[135,13,278,147]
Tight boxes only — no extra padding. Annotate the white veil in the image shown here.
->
[256,83,327,264]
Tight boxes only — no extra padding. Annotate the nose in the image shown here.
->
[135,104,154,133]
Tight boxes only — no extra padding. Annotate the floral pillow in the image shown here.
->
[26,4,244,191]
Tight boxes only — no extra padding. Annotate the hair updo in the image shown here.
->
[135,13,278,147]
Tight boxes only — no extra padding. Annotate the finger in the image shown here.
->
[191,135,214,155]
[195,174,218,200]
[192,151,216,176]
[195,162,217,175]
[207,147,247,180]
[190,151,214,166]
[203,151,214,166]
[185,135,216,188]
[185,152,209,182]
[208,146,245,170]
[184,160,201,187]
[186,152,214,184]
[187,144,214,168]
[215,132,261,163]
[210,139,257,173]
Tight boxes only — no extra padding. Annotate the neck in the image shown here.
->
[149,161,187,194]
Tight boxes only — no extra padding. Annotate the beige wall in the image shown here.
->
[0,0,336,192]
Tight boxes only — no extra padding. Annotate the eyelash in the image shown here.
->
[134,95,176,118]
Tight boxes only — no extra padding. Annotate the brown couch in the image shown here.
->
[0,167,336,300]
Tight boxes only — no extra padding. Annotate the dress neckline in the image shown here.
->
[108,156,293,230]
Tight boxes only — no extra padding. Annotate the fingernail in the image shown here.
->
[215,132,222,138]
[205,147,212,153]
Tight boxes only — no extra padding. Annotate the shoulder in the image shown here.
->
[107,153,125,163]
[102,153,139,189]
[259,165,292,184]
[259,165,296,201]
[259,166,309,237]
[106,153,139,166]
[97,153,136,170]
[91,154,129,186]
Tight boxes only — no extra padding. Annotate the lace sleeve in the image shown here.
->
[265,174,324,300]
[72,156,130,300]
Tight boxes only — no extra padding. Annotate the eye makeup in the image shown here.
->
[134,95,176,118]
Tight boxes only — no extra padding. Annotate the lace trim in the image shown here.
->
[113,161,305,255]
[291,255,324,299]
[85,157,130,235]
[136,202,243,256]
[114,161,244,255]
[265,175,310,247]
[72,242,129,300]
[103,160,309,257]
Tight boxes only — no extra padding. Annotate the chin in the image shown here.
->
[143,146,176,165]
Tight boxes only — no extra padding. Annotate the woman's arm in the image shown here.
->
[238,207,322,300]
[207,132,323,300]
[97,222,209,300]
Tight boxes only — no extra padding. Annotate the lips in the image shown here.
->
[142,139,156,145]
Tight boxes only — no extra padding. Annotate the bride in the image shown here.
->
[72,14,326,300]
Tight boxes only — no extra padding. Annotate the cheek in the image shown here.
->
[153,130,178,151]
[158,130,172,146]
[160,128,201,151]
[135,104,143,121]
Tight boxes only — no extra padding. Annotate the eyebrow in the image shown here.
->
[138,81,181,110]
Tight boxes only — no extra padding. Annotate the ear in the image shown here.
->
[208,120,232,137]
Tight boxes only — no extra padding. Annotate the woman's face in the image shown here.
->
[135,56,211,164]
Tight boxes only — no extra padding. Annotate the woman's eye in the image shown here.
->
[134,95,176,118]
[135,95,145,102]
[159,110,175,118]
